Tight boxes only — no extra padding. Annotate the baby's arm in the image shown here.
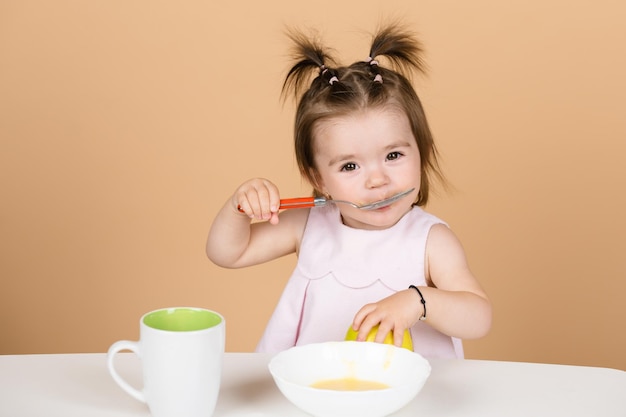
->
[352,224,492,346]
[206,178,308,268]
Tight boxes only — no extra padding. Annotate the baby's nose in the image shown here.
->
[365,166,389,188]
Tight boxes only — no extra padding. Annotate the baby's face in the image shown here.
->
[311,106,421,230]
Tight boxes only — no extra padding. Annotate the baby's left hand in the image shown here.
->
[351,289,422,347]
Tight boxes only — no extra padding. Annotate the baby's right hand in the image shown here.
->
[232,178,281,224]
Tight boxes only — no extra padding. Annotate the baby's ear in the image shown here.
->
[308,168,325,195]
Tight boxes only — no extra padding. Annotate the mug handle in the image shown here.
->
[107,340,146,403]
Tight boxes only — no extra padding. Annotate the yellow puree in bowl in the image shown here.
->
[310,378,389,391]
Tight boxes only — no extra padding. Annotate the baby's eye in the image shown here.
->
[386,151,403,161]
[341,162,358,172]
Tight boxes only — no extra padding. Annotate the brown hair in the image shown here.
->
[283,24,444,206]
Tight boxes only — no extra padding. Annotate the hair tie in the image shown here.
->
[320,64,337,85]
[367,57,382,83]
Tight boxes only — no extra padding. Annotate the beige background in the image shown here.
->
[1,1,624,370]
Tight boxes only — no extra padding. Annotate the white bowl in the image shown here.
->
[268,341,431,417]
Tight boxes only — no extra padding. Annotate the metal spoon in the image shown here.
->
[268,188,416,211]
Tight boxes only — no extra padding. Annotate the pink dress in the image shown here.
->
[255,205,464,359]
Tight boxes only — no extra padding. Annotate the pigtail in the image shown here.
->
[282,29,338,101]
[368,24,426,78]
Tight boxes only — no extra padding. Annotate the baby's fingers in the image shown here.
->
[351,304,383,342]
[351,303,376,333]
[392,325,408,347]
[250,184,279,220]
[234,179,280,221]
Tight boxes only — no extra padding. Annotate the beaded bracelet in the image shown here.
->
[409,285,427,321]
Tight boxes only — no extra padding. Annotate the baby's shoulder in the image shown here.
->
[425,222,466,262]
[278,207,311,247]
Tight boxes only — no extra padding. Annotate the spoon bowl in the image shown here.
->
[355,188,415,210]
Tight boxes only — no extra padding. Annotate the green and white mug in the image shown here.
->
[107,307,225,417]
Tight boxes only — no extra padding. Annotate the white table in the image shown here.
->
[0,352,624,416]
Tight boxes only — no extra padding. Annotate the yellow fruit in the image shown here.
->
[345,324,413,351]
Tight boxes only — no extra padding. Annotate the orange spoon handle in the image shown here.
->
[237,196,320,212]
[278,197,316,209]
